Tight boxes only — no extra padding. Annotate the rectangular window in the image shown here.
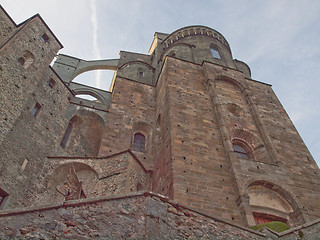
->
[48,78,56,88]
[31,102,41,117]
[41,33,49,42]
[18,57,25,66]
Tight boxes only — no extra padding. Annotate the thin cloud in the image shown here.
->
[90,0,102,88]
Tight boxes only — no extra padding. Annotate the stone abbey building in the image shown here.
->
[1,5,320,239]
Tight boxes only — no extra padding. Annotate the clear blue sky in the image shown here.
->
[2,0,320,166]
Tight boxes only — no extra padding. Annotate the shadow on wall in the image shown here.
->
[246,180,305,227]
[45,162,99,203]
[61,110,105,157]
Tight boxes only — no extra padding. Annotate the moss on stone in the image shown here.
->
[249,221,290,233]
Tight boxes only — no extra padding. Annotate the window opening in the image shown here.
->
[210,46,221,59]
[48,78,56,88]
[133,132,145,152]
[0,188,8,208]
[61,122,73,149]
[233,142,251,159]
[18,57,25,66]
[169,51,176,57]
[253,212,287,225]
[72,69,115,90]
[137,183,143,191]
[31,102,41,117]
[75,94,101,103]
[41,33,49,42]
[156,114,161,131]
[18,51,34,69]
[138,70,144,78]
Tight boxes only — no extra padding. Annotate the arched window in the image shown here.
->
[18,50,34,69]
[247,181,304,227]
[133,132,145,153]
[210,46,221,59]
[60,113,104,156]
[232,141,252,159]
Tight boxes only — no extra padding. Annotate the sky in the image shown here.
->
[2,0,320,167]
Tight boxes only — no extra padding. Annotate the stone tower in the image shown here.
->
[1,5,320,238]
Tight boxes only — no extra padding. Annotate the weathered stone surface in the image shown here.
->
[1,5,320,239]
[0,192,319,239]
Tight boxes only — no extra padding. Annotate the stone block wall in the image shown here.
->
[244,77,320,222]
[202,60,320,225]
[0,5,16,45]
[0,14,62,146]
[0,67,71,208]
[1,8,319,233]
[31,150,151,206]
[117,51,154,85]
[99,77,156,169]
[160,57,243,224]
[0,192,267,239]
[1,192,319,239]
[152,62,174,198]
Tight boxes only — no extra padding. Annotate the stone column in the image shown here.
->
[207,78,252,226]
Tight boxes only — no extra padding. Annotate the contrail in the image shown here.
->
[90,0,102,88]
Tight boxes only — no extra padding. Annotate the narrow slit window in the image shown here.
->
[48,78,56,88]
[60,122,73,149]
[138,70,144,78]
[133,132,145,152]
[31,102,41,117]
[210,46,221,59]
